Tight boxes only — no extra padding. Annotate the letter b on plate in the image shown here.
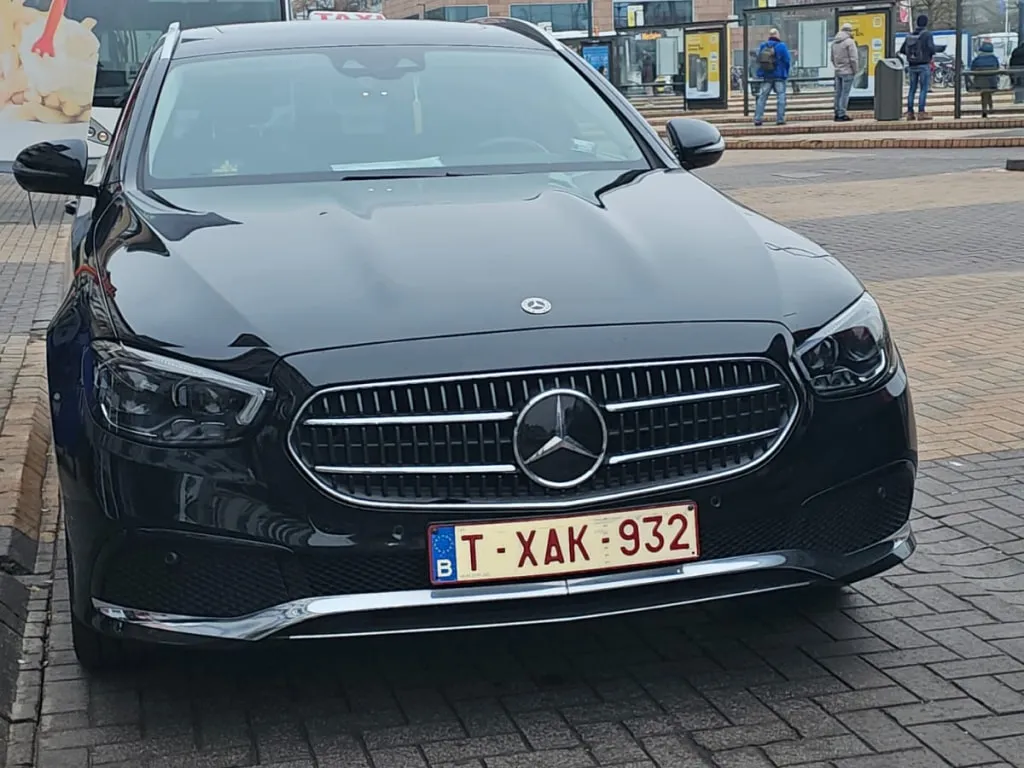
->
[429,525,460,584]
[436,559,453,579]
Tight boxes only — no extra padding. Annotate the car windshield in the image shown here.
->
[144,45,649,185]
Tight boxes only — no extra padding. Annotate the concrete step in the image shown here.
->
[698,117,1024,136]
[682,109,973,125]
[631,91,1019,116]
[636,100,1022,119]
[636,103,1024,126]
[631,87,991,104]
[631,91,1024,147]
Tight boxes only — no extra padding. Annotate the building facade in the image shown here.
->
[382,0,737,36]
[379,0,792,91]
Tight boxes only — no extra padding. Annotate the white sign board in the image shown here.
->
[797,20,828,70]
[1,0,99,170]
[655,37,679,77]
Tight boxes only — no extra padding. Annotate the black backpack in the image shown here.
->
[758,42,777,72]
[904,33,925,64]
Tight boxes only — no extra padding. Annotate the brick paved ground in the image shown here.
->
[0,184,65,341]
[705,149,1016,186]
[0,180,64,569]
[3,148,1024,768]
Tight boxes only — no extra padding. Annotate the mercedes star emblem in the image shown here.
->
[521,297,552,315]
[513,389,608,489]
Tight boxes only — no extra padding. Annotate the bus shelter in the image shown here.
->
[950,0,1024,118]
[741,0,896,116]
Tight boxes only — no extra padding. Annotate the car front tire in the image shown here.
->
[66,531,137,672]
[70,610,130,672]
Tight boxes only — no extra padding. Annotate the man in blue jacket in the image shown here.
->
[754,28,791,126]
[899,14,946,119]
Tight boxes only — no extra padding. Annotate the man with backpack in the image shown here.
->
[899,15,946,119]
[754,28,791,126]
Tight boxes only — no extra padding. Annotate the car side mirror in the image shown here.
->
[665,118,725,170]
[12,139,97,198]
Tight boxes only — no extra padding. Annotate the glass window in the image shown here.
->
[731,0,753,18]
[22,0,288,108]
[612,0,691,29]
[509,3,588,32]
[448,5,487,20]
[425,5,487,21]
[144,46,648,185]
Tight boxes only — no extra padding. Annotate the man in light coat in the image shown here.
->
[831,23,859,121]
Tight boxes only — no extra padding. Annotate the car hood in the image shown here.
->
[101,169,862,361]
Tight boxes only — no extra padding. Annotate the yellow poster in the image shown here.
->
[0,0,99,165]
[684,31,722,100]
[837,11,887,97]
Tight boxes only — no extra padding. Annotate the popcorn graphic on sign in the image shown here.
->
[0,0,99,124]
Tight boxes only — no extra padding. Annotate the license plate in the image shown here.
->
[428,503,699,585]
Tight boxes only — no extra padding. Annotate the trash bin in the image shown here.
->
[875,58,905,121]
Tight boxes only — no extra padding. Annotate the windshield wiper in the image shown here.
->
[336,171,472,181]
[593,169,649,199]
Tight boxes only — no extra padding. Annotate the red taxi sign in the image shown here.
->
[307,11,386,20]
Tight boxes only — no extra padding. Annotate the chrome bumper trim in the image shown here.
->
[93,523,914,642]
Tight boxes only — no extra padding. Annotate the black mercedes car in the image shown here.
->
[14,17,916,670]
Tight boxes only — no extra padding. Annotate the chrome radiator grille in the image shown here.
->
[288,359,799,509]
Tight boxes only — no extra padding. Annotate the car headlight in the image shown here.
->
[795,293,896,397]
[90,342,273,444]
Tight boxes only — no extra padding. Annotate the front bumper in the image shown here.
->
[80,452,916,645]
[93,521,914,644]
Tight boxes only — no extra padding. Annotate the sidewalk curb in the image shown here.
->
[0,572,29,717]
[0,457,59,768]
[0,340,51,576]
[0,338,53,767]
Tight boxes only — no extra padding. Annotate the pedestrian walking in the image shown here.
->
[753,28,791,126]
[899,14,946,120]
[1009,40,1024,104]
[969,40,1001,117]
[831,22,858,121]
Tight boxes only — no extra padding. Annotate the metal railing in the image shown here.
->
[957,66,1024,86]
[956,67,1024,116]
